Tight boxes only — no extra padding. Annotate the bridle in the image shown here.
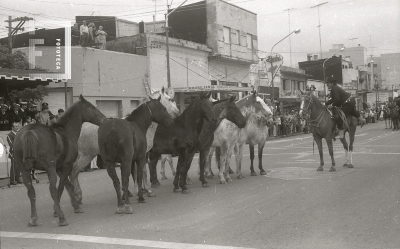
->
[144,102,153,118]
[300,94,326,128]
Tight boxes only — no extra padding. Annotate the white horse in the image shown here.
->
[204,92,273,184]
[70,87,179,207]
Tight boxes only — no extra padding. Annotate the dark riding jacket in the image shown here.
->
[325,84,351,107]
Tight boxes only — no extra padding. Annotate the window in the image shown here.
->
[246,34,252,49]
[223,27,230,43]
[231,29,239,45]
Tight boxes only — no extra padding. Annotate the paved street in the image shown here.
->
[1,121,399,249]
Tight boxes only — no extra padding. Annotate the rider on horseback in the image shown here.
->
[325,76,366,139]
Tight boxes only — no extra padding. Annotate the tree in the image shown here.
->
[8,85,48,103]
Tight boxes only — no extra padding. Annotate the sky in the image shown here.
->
[1,0,399,67]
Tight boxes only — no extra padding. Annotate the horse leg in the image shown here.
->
[258,142,267,175]
[47,166,68,226]
[249,144,256,176]
[120,160,132,214]
[314,136,324,171]
[70,154,94,206]
[173,155,185,192]
[136,157,147,204]
[326,138,336,172]
[199,148,210,187]
[180,152,195,194]
[20,165,38,227]
[160,155,168,180]
[234,143,244,180]
[141,164,155,197]
[105,161,124,214]
[217,145,229,183]
[347,129,355,168]
[205,147,215,179]
[148,152,161,188]
[340,136,350,167]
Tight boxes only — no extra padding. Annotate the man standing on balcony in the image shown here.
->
[325,77,366,139]
[80,20,89,47]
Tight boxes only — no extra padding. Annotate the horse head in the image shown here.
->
[199,92,217,124]
[216,95,246,128]
[145,97,174,127]
[237,91,273,118]
[159,87,179,119]
[299,91,313,118]
[77,95,107,126]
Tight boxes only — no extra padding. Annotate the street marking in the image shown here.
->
[265,167,353,180]
[1,232,255,249]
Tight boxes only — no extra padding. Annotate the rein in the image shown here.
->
[301,95,326,128]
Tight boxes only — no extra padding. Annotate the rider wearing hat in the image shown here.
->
[325,76,366,139]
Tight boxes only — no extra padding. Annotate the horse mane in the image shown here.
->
[174,96,201,124]
[125,102,147,122]
[55,99,81,125]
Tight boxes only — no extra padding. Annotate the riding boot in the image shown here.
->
[358,116,366,128]
[337,129,345,139]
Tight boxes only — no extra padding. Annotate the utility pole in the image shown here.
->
[165,0,188,88]
[283,8,295,67]
[311,2,328,60]
[4,16,33,54]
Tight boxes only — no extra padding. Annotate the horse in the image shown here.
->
[98,97,174,214]
[147,92,217,193]
[204,92,273,183]
[390,105,399,130]
[13,95,106,227]
[299,91,358,171]
[70,87,179,209]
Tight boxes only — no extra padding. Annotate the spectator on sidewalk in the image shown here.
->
[80,20,89,47]
[51,108,65,124]
[38,105,51,125]
[7,120,22,185]
[96,26,107,50]
[0,104,11,131]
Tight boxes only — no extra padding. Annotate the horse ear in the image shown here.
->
[79,94,86,101]
[252,90,257,96]
[230,95,236,102]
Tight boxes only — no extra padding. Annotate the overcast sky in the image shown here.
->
[1,0,399,67]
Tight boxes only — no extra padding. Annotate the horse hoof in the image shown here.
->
[138,196,146,203]
[125,205,133,214]
[116,206,125,214]
[220,180,226,184]
[347,164,354,168]
[343,163,349,167]
[151,182,161,188]
[317,167,323,171]
[251,172,257,176]
[329,167,336,172]
[237,174,244,179]
[226,178,233,183]
[28,219,38,227]
[202,183,210,188]
[147,192,156,197]
[58,219,69,226]
[74,207,83,213]
[182,189,190,194]
[206,175,213,179]
[161,176,168,180]
[260,171,267,175]
[173,188,181,192]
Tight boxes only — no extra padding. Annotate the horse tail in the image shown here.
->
[21,130,38,162]
[103,129,121,161]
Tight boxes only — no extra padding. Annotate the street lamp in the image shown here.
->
[323,47,345,102]
[266,28,301,116]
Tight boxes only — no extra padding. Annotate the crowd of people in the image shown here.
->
[267,109,309,138]
[78,20,107,49]
[1,101,64,185]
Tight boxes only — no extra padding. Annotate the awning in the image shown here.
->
[0,68,62,90]
[173,85,254,93]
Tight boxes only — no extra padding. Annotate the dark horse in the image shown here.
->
[148,92,217,193]
[184,95,247,189]
[299,91,358,171]
[98,97,174,214]
[13,95,106,226]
